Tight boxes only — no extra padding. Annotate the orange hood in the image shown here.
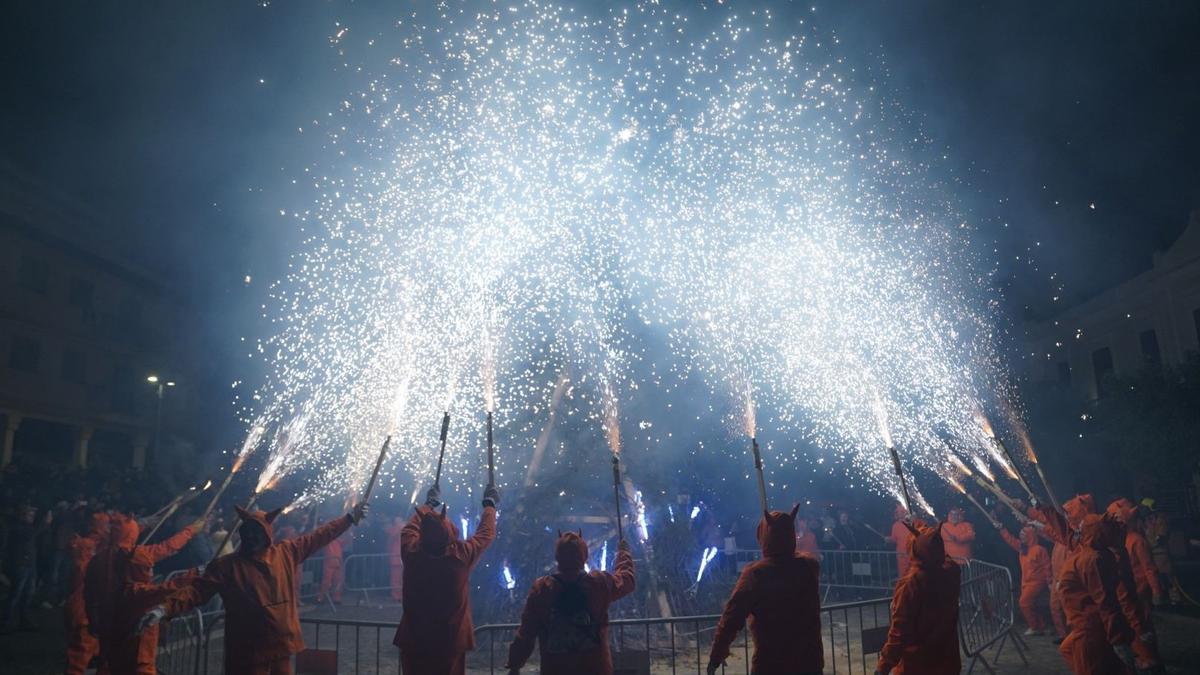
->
[1079,513,1124,550]
[414,504,458,555]
[110,514,140,549]
[757,505,800,558]
[1063,494,1095,529]
[235,505,282,547]
[1106,497,1136,523]
[554,530,589,573]
[909,521,946,566]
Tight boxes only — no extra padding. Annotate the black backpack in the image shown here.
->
[542,574,603,655]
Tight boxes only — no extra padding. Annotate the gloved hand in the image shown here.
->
[425,486,442,508]
[1113,642,1136,671]
[618,539,632,554]
[190,515,210,531]
[350,502,370,525]
[483,485,501,509]
[705,661,721,675]
[138,606,167,634]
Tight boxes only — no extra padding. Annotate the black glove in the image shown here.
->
[425,486,441,508]
[483,485,501,509]
[350,502,369,525]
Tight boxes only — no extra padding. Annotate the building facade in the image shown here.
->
[1,166,192,470]
[1025,210,1200,400]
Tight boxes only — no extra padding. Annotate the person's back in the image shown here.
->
[708,506,822,675]
[506,533,636,675]
[876,521,961,675]
[1057,514,1136,674]
[394,488,498,675]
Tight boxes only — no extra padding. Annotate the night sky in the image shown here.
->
[3,1,1199,318]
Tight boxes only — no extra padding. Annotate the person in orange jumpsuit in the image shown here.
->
[1103,499,1163,673]
[885,503,913,578]
[317,529,348,604]
[92,513,204,675]
[139,502,369,675]
[706,505,823,675]
[64,512,109,675]
[1028,494,1094,644]
[874,521,961,675]
[393,486,498,675]
[385,515,406,602]
[504,532,636,674]
[941,506,975,562]
[1106,498,1161,605]
[794,515,820,557]
[1057,513,1137,674]
[998,524,1051,635]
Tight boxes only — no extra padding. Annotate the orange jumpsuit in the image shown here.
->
[890,520,913,578]
[877,522,961,675]
[941,519,975,562]
[105,518,200,675]
[1057,514,1134,675]
[709,506,823,675]
[65,514,109,675]
[386,522,405,602]
[1048,540,1069,638]
[505,533,636,674]
[1000,526,1051,632]
[318,532,347,603]
[393,505,496,675]
[160,508,354,675]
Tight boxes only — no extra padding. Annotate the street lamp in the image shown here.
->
[146,375,177,469]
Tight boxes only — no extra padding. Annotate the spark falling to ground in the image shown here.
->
[242,0,1012,506]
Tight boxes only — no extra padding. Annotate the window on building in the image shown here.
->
[18,255,49,294]
[1092,347,1114,397]
[61,349,87,384]
[68,276,95,310]
[8,336,41,372]
[1056,361,1071,386]
[1139,329,1161,365]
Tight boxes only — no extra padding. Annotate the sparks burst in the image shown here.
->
[240,0,1015,510]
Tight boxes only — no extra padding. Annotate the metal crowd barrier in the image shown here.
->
[725,548,901,601]
[342,552,401,602]
[156,556,1017,675]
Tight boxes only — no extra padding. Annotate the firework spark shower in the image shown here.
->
[242,0,1014,507]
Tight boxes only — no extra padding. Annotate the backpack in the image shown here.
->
[542,574,603,655]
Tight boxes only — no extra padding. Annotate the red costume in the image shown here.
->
[158,507,356,675]
[505,533,636,674]
[1048,540,1069,638]
[317,531,348,604]
[1000,525,1051,632]
[386,520,405,602]
[1057,514,1135,675]
[65,513,109,675]
[393,504,496,675]
[877,521,961,675]
[1106,498,1161,603]
[888,504,914,577]
[709,506,823,675]
[1029,494,1096,640]
[86,515,200,675]
[941,510,974,562]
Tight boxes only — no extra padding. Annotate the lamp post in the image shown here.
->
[146,375,176,469]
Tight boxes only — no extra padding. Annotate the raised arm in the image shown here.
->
[1028,504,1070,547]
[709,566,755,669]
[505,580,552,671]
[284,514,353,563]
[160,561,227,617]
[459,506,497,567]
[998,527,1021,553]
[603,540,636,601]
[141,523,200,564]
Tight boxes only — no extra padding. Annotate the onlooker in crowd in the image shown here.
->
[997,523,1050,636]
[941,507,975,562]
[1,505,52,632]
[885,503,913,577]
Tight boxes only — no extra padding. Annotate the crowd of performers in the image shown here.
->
[39,473,1177,675]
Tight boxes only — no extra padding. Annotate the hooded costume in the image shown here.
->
[1057,513,1134,675]
[876,521,961,675]
[157,507,355,675]
[65,513,109,675]
[709,506,823,675]
[1106,498,1161,604]
[385,519,406,602]
[1104,499,1161,671]
[392,504,496,675]
[1000,525,1051,632]
[505,532,636,674]
[889,504,914,577]
[84,514,200,675]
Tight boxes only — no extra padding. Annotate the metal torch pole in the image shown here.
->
[752,438,769,513]
[433,412,451,488]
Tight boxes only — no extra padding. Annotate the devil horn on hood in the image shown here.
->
[234,505,251,521]
[789,503,800,520]
[440,504,448,517]
[265,507,284,524]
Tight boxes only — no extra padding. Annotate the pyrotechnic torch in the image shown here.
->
[612,455,624,541]
[751,438,769,514]
[486,411,495,487]
[976,411,1039,504]
[950,479,1000,529]
[433,412,451,489]
[888,445,913,518]
[141,479,214,543]
[210,493,259,565]
[1025,442,1063,514]
[362,435,391,502]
